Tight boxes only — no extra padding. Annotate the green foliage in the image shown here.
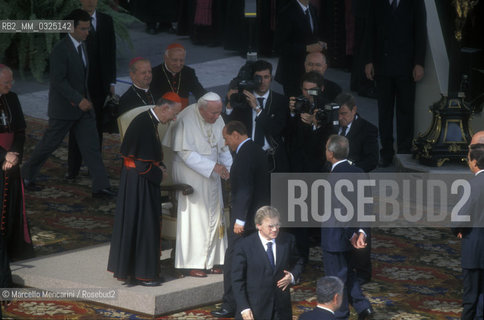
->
[0,0,138,82]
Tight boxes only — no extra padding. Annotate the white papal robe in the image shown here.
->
[163,103,232,269]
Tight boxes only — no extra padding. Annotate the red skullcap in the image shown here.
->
[162,92,182,104]
[129,57,145,66]
[166,43,185,51]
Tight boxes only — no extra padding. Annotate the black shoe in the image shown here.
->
[23,179,42,191]
[137,279,162,287]
[211,308,234,318]
[358,308,374,320]
[64,172,77,180]
[92,187,117,198]
[378,158,393,167]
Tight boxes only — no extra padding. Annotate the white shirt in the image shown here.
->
[317,305,335,314]
[330,159,347,172]
[68,34,86,66]
[90,10,97,31]
[258,231,277,264]
[253,90,271,151]
[338,114,358,136]
[475,169,484,176]
[297,0,314,31]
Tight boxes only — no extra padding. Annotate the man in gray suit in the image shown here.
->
[22,9,114,198]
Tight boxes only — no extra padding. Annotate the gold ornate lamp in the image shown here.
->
[412,0,481,166]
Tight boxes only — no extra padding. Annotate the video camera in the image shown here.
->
[228,62,262,109]
[293,87,340,127]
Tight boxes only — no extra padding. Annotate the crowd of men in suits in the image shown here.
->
[7,0,483,319]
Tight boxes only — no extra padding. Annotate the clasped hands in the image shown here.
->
[2,151,19,171]
[213,163,230,180]
[78,98,93,111]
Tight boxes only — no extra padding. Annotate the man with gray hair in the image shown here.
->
[323,134,373,320]
[150,43,206,109]
[163,92,232,277]
[232,206,304,320]
[299,276,344,320]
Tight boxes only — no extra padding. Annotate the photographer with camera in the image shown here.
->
[286,71,336,173]
[225,60,289,173]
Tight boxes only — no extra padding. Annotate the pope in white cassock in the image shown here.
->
[163,92,232,277]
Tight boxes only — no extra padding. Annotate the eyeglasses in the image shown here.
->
[264,223,281,229]
[0,80,14,86]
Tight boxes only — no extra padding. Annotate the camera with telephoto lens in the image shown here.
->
[294,87,340,127]
[229,62,263,109]
[293,88,323,114]
[315,103,340,127]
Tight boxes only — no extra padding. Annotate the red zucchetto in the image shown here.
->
[162,92,182,104]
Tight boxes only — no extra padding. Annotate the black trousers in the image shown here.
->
[221,220,255,312]
[22,113,110,192]
[461,267,484,320]
[375,75,416,160]
[67,94,104,176]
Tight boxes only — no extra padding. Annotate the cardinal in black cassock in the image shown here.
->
[0,84,34,261]
[107,92,182,286]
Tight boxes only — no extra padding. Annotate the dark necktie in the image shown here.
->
[254,97,265,146]
[340,126,347,136]
[305,9,313,33]
[77,44,85,67]
[266,242,275,269]
[391,0,398,12]
[89,17,95,34]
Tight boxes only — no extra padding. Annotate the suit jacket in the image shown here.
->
[86,11,116,101]
[232,231,304,320]
[345,114,379,172]
[321,160,365,252]
[227,90,289,172]
[230,139,270,231]
[363,0,426,76]
[48,36,89,120]
[285,114,335,173]
[150,64,206,103]
[454,172,484,269]
[299,307,336,320]
[274,0,320,94]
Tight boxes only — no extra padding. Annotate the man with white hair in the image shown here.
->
[150,43,207,109]
[163,92,232,277]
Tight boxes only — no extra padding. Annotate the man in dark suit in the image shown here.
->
[225,60,289,172]
[21,9,114,198]
[454,131,484,320]
[117,57,154,116]
[335,92,378,173]
[334,93,378,285]
[212,120,270,318]
[286,71,335,174]
[232,206,304,320]
[66,0,117,180]
[323,135,373,320]
[274,0,325,97]
[363,0,427,167]
[298,276,344,320]
[304,52,342,102]
[150,43,206,109]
